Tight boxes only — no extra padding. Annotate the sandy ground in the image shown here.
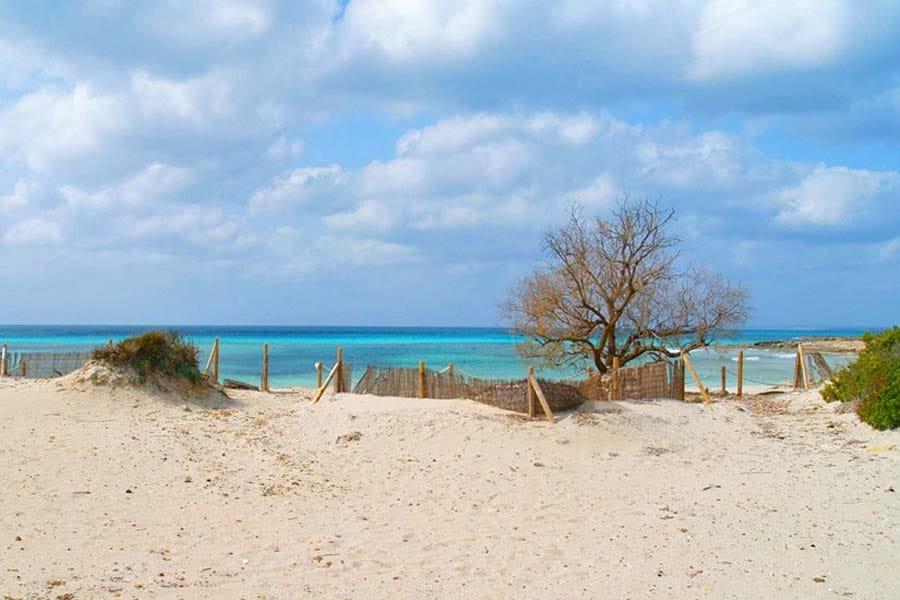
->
[1,377,897,599]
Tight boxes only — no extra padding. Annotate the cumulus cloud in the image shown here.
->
[688,0,850,81]
[3,217,64,246]
[1,2,899,323]
[338,0,499,62]
[59,163,194,208]
[773,166,900,226]
[256,111,794,237]
[0,85,126,171]
[249,165,344,212]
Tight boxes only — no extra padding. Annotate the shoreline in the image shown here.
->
[717,336,865,354]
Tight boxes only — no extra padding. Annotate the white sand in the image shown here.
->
[1,376,897,598]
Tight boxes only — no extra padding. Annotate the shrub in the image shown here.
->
[822,327,900,430]
[91,331,202,384]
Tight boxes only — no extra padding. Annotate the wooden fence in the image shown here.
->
[1,350,92,378]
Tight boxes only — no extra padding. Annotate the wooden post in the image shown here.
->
[611,357,620,400]
[313,361,340,404]
[204,338,220,384]
[315,362,323,388]
[212,338,219,384]
[261,343,269,392]
[737,350,744,397]
[527,366,536,418]
[21,360,28,378]
[447,362,456,397]
[720,366,727,395]
[681,352,711,403]
[334,347,343,393]
[527,371,555,424]
[418,361,427,398]
[798,344,810,390]
[0,344,6,377]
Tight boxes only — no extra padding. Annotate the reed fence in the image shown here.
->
[3,350,92,378]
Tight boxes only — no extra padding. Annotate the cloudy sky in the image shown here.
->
[1,1,899,327]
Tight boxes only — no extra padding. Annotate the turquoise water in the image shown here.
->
[0,325,866,390]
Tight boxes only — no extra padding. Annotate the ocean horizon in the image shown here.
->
[0,324,872,390]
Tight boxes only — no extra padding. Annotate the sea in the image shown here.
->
[0,325,870,390]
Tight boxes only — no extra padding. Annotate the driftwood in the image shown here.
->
[224,379,259,391]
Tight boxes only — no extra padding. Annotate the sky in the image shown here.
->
[1,0,899,328]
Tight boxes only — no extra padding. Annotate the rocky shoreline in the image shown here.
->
[721,336,865,354]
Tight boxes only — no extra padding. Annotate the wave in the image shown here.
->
[732,356,761,362]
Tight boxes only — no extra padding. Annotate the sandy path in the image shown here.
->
[0,377,897,599]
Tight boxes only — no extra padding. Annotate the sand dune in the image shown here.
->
[1,377,897,598]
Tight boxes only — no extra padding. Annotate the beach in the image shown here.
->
[1,377,897,598]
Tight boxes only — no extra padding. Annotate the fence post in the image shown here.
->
[611,357,620,400]
[527,369,556,424]
[798,344,810,389]
[720,366,727,395]
[527,366,536,418]
[418,361,427,398]
[447,362,455,398]
[681,352,711,403]
[21,360,28,378]
[261,343,269,392]
[792,352,802,389]
[316,362,323,388]
[212,337,219,384]
[737,350,744,397]
[0,344,6,377]
[334,347,344,393]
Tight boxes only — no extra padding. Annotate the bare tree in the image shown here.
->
[502,199,749,374]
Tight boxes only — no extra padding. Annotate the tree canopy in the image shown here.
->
[502,200,749,373]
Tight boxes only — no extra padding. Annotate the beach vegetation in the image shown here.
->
[502,198,749,374]
[91,331,202,384]
[822,327,900,430]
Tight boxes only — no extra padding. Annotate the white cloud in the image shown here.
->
[635,131,742,187]
[145,0,272,43]
[773,165,899,226]
[570,173,618,209]
[323,200,396,231]
[339,0,499,62]
[265,136,303,162]
[117,205,240,245]
[131,70,234,125]
[689,0,850,81]
[249,165,344,212]
[3,217,63,246]
[0,179,38,210]
[60,163,194,208]
[0,85,126,170]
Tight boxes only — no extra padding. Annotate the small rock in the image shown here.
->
[336,431,362,445]
[15,535,22,542]
[533,462,544,467]
[184,475,192,483]
[813,576,826,583]
[125,489,133,494]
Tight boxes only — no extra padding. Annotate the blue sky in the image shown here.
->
[1,0,898,328]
